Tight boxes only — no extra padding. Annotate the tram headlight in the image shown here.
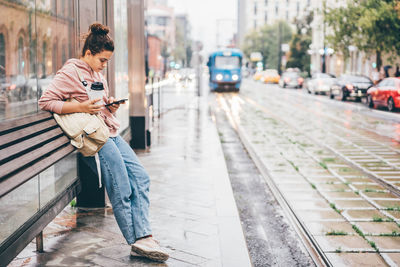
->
[216,74,223,81]
[232,74,239,81]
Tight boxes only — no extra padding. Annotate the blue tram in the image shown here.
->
[207,49,243,91]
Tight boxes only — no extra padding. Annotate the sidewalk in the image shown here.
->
[10,82,251,266]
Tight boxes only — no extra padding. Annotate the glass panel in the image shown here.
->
[39,152,78,208]
[0,176,39,246]
[0,1,37,121]
[0,0,75,122]
[215,56,240,69]
[114,0,129,132]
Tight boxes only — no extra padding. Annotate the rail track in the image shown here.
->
[215,82,400,266]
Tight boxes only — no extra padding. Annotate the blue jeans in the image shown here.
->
[82,135,151,244]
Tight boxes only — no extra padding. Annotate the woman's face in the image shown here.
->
[84,50,113,72]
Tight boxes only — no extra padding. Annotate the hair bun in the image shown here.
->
[89,23,109,35]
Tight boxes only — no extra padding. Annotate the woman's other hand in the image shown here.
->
[80,99,103,114]
[61,98,102,114]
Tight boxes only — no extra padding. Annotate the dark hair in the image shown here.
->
[81,23,114,57]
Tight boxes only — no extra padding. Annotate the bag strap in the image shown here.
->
[73,64,88,87]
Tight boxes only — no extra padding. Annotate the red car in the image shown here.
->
[366,77,400,112]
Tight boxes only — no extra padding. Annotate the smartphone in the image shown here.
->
[105,98,128,107]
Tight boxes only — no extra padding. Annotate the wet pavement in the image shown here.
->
[9,80,251,267]
[216,79,400,266]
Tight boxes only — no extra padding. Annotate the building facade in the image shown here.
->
[237,0,312,48]
[145,0,175,49]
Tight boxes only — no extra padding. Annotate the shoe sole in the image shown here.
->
[131,246,169,262]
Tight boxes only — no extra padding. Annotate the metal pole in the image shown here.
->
[36,232,43,253]
[158,76,161,118]
[277,22,282,74]
[151,77,154,122]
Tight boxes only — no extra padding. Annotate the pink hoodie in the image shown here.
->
[39,58,120,137]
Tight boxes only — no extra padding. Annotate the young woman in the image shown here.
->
[39,23,169,262]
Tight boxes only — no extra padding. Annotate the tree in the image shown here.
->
[173,23,187,67]
[286,10,313,74]
[242,21,291,70]
[325,0,400,70]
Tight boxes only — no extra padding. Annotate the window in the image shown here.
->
[387,79,395,87]
[297,2,300,15]
[275,3,279,15]
[286,10,289,20]
[265,0,268,5]
[52,40,58,74]
[0,34,5,76]
[254,20,257,29]
[18,37,24,75]
[42,41,46,77]
[254,3,257,15]
[29,39,37,75]
[215,56,240,69]
[62,43,66,65]
[264,12,268,23]
[156,16,168,26]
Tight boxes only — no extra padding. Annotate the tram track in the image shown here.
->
[216,87,400,266]
[238,84,400,201]
[215,94,332,267]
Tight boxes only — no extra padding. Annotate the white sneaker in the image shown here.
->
[131,237,169,262]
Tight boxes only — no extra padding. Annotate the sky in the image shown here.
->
[168,0,237,55]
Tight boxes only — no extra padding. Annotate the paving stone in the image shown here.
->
[355,222,400,235]
[288,199,332,210]
[344,177,376,183]
[373,199,400,209]
[343,210,389,221]
[381,253,400,266]
[316,183,351,191]
[363,191,396,199]
[307,177,342,183]
[282,190,322,200]
[333,200,375,209]
[386,210,400,220]
[306,221,356,236]
[322,191,362,199]
[314,235,374,252]
[368,236,400,251]
[297,210,344,221]
[326,252,388,266]
[352,184,386,191]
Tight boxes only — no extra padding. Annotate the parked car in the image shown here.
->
[305,73,336,95]
[279,71,304,88]
[262,69,280,84]
[366,77,400,112]
[330,74,373,101]
[253,71,264,81]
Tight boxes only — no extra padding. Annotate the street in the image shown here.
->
[212,78,400,266]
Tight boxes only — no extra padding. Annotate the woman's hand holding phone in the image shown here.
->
[105,97,127,113]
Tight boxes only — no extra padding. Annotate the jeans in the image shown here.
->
[82,135,152,244]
